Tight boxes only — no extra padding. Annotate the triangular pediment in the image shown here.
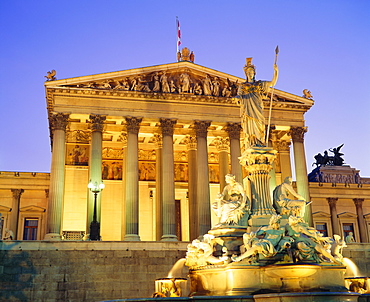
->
[45,61,312,106]
[312,211,331,218]
[337,212,357,219]
[20,205,46,212]
[0,205,11,212]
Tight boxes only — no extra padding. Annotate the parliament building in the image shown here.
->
[1,51,369,244]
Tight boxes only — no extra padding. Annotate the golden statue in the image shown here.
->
[236,57,278,147]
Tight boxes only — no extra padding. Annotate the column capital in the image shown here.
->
[272,139,291,152]
[225,122,242,140]
[11,189,24,199]
[159,118,177,136]
[50,112,69,131]
[289,126,307,143]
[353,198,365,207]
[214,137,229,152]
[153,133,163,148]
[194,120,211,138]
[327,197,338,207]
[184,135,197,150]
[125,116,142,134]
[89,114,106,132]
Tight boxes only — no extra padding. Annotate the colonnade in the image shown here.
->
[45,112,316,240]
[327,197,368,242]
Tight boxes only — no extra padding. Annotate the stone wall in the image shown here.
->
[0,241,369,302]
[0,241,188,302]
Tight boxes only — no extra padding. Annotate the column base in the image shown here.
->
[161,234,178,241]
[124,234,141,241]
[44,233,62,241]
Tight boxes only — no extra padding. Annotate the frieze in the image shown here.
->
[102,147,124,160]
[66,130,91,143]
[58,69,240,98]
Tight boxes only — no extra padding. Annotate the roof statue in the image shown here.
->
[313,144,345,167]
[45,70,56,81]
[303,89,313,99]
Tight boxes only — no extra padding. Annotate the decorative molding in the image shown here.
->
[66,130,91,143]
[153,133,163,149]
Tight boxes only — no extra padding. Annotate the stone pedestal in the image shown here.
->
[239,146,277,227]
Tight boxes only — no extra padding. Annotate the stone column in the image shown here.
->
[270,130,292,185]
[10,189,24,239]
[194,120,211,236]
[124,116,142,241]
[153,134,163,241]
[87,114,106,237]
[327,197,340,236]
[120,132,127,240]
[353,198,368,242]
[226,123,243,183]
[290,127,312,226]
[214,137,230,191]
[45,112,69,240]
[159,118,178,241]
[185,135,198,240]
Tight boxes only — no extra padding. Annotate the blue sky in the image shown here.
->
[0,1,369,177]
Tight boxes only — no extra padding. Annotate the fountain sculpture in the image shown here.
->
[180,55,360,301]
[115,55,362,302]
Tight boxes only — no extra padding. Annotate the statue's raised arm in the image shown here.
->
[236,57,279,147]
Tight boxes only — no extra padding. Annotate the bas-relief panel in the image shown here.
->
[100,147,221,183]
[65,144,89,166]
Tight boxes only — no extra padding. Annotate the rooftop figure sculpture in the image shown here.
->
[313,144,345,167]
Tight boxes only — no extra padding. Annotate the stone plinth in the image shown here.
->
[239,147,277,227]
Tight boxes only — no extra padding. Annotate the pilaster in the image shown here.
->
[225,123,243,183]
[214,137,229,191]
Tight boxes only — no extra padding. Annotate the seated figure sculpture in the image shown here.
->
[232,215,286,262]
[273,176,310,217]
[212,174,248,227]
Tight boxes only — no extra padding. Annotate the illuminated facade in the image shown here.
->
[0,59,369,242]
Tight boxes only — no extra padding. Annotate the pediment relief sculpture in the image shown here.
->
[60,69,241,98]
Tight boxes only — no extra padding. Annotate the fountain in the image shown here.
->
[109,55,362,302]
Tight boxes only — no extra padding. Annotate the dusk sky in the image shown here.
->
[0,1,369,178]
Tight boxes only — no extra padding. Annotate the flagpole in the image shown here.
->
[176,16,181,59]
[265,46,279,146]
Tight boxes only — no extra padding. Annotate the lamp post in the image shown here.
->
[88,180,105,240]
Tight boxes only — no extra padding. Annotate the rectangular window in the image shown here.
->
[343,223,355,240]
[23,218,38,240]
[315,222,328,237]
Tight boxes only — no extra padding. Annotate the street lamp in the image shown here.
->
[88,180,105,240]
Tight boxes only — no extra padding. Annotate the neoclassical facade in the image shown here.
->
[1,59,369,242]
